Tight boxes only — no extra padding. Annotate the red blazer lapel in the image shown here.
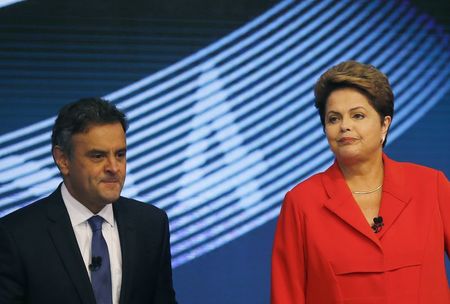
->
[377,154,412,238]
[321,160,382,248]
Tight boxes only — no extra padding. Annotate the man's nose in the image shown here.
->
[105,156,119,173]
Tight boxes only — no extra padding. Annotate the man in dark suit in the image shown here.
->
[0,98,177,304]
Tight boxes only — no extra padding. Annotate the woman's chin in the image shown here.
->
[334,146,360,158]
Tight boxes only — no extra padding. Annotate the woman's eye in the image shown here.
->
[353,113,365,119]
[328,116,339,124]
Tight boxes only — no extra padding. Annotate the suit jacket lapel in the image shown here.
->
[322,160,382,248]
[114,199,136,304]
[45,187,96,304]
[377,154,411,238]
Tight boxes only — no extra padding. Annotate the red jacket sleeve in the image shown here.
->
[271,191,306,304]
[437,171,450,256]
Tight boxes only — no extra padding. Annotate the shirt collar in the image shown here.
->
[61,183,115,227]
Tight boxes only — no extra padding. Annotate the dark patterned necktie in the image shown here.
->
[88,215,112,304]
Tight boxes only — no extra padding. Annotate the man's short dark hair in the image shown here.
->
[51,97,128,156]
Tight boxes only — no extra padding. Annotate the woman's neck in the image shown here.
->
[337,153,384,192]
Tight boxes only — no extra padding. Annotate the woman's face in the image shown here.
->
[324,88,391,164]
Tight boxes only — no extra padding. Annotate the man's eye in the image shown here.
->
[91,153,104,159]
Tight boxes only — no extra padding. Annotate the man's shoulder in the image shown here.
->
[115,197,170,234]
[0,193,61,242]
[116,196,168,221]
[0,192,56,226]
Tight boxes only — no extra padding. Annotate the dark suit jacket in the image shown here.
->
[0,186,177,304]
[272,154,450,303]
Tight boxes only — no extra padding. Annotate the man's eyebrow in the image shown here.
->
[86,149,107,154]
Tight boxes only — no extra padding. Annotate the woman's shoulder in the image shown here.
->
[385,156,448,191]
[288,171,327,199]
[387,156,445,178]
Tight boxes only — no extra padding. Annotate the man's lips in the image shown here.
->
[337,137,358,144]
[101,179,120,184]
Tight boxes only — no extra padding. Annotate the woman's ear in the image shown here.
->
[382,116,391,134]
[381,116,392,144]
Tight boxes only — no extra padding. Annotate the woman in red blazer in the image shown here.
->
[271,61,450,303]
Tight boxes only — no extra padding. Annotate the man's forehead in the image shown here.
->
[78,122,125,134]
[71,123,126,147]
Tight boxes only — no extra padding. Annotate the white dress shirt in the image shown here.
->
[61,184,122,304]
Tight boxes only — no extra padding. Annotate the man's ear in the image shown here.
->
[52,146,70,176]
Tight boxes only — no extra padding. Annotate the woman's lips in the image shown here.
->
[337,137,358,144]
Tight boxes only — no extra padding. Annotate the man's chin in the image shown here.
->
[100,183,123,197]
[100,191,121,204]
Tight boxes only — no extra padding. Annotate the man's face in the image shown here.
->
[54,123,126,213]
